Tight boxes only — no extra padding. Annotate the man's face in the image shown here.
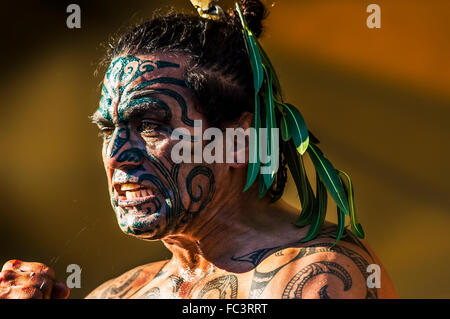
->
[92,53,216,240]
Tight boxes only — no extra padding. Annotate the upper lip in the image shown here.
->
[113,182,157,205]
[114,183,146,196]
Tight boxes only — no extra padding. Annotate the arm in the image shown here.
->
[85,260,169,299]
[279,251,368,299]
[254,239,395,299]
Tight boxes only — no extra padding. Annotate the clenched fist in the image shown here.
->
[0,260,70,299]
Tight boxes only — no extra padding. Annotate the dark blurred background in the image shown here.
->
[0,0,449,298]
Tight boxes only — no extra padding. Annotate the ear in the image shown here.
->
[226,112,253,169]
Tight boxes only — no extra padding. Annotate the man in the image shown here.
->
[0,1,397,299]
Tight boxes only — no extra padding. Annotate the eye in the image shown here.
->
[98,127,114,138]
[102,128,114,136]
[138,120,159,136]
[99,127,114,138]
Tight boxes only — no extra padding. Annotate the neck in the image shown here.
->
[162,172,307,273]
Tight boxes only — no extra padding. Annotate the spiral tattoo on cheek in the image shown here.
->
[112,145,217,238]
[185,166,215,215]
[98,55,217,237]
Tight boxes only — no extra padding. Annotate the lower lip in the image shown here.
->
[118,194,156,207]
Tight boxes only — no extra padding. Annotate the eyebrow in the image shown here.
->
[119,91,172,123]
[90,113,113,127]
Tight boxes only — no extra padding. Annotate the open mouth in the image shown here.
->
[115,183,156,207]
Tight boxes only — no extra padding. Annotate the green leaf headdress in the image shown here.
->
[235,2,366,245]
[191,0,366,245]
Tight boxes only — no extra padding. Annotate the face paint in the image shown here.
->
[99,55,194,125]
[94,55,216,240]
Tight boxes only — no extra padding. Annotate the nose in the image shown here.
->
[106,126,144,169]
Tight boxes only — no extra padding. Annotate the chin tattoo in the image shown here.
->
[97,55,216,240]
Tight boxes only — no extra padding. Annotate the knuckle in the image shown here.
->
[2,259,21,271]
[40,265,50,273]
[34,263,54,276]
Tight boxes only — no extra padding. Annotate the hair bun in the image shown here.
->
[228,0,267,38]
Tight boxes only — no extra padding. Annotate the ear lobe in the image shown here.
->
[227,112,253,169]
[238,111,253,130]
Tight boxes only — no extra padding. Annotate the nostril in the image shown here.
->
[116,148,144,164]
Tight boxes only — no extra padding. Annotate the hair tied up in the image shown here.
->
[228,0,268,38]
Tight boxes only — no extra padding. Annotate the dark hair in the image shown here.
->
[102,0,267,128]
[101,0,287,200]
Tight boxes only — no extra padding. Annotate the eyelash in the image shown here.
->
[138,120,160,136]
[97,120,163,139]
[98,127,114,138]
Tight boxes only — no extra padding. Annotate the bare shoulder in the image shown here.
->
[254,225,397,299]
[85,259,169,299]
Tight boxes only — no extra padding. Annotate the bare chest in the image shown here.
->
[130,268,253,299]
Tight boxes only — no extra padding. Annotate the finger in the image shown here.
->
[12,273,54,299]
[2,260,55,279]
[1,259,22,271]
[0,270,17,286]
[0,270,54,299]
[0,286,11,298]
[0,285,43,299]
[12,262,55,279]
[51,281,70,299]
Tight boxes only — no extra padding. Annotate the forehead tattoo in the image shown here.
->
[98,55,195,126]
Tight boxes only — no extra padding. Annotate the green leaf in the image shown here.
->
[255,40,281,97]
[294,180,315,227]
[237,2,265,193]
[338,170,365,239]
[301,174,328,242]
[235,3,263,92]
[243,93,261,192]
[293,157,315,227]
[280,115,290,141]
[262,168,273,191]
[282,103,309,155]
[262,65,277,188]
[330,207,346,248]
[307,144,350,215]
[258,174,268,199]
[283,141,315,226]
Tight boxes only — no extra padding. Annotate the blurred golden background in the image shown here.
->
[0,0,449,298]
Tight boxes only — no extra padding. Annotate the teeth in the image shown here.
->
[121,183,140,191]
[124,188,152,200]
